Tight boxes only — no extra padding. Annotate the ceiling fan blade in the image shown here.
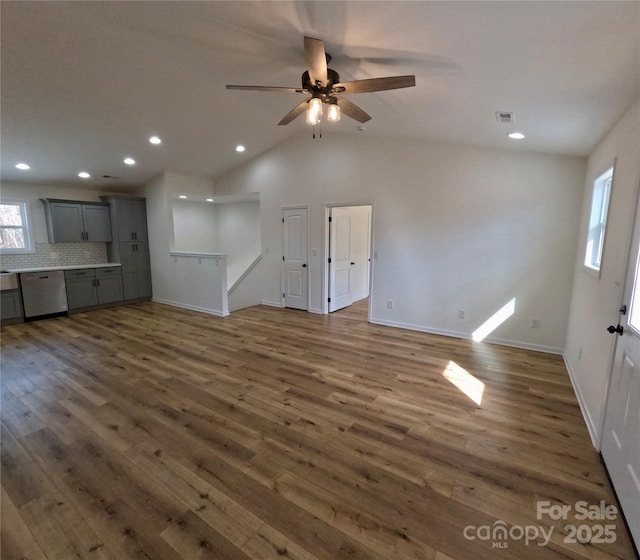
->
[304,36,328,87]
[278,98,310,125]
[226,85,306,93]
[337,97,371,123]
[334,75,416,94]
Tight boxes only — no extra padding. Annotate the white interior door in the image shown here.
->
[329,207,353,312]
[283,208,308,310]
[601,196,640,550]
[350,206,372,302]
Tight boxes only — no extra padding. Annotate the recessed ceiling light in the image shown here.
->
[179,195,187,199]
[123,157,136,165]
[206,198,214,202]
[15,163,30,170]
[78,171,91,178]
[508,132,525,140]
[235,145,246,153]
[149,136,162,145]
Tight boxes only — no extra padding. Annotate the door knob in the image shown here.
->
[302,263,307,268]
[351,262,355,265]
[607,324,624,335]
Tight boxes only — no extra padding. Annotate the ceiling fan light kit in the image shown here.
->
[226,36,415,129]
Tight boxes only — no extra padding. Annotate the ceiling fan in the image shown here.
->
[226,36,416,126]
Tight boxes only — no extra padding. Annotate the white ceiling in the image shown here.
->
[1,1,639,189]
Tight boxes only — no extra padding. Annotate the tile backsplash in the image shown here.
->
[1,242,108,270]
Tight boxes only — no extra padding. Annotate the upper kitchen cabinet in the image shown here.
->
[101,196,148,242]
[42,199,112,243]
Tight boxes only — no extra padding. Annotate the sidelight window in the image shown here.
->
[584,165,614,276]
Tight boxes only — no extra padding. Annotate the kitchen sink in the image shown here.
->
[1,272,19,291]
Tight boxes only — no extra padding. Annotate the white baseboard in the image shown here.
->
[563,353,599,448]
[152,297,228,317]
[261,299,283,308]
[370,317,564,355]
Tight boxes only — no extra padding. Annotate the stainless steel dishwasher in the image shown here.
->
[20,270,68,318]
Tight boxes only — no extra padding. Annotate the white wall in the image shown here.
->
[172,200,217,253]
[141,172,229,316]
[214,200,261,288]
[213,133,586,352]
[564,99,640,443]
[171,197,261,289]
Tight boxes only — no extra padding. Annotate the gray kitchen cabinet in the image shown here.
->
[65,269,98,309]
[118,243,152,300]
[65,268,123,310]
[95,267,125,304]
[42,200,112,243]
[101,196,152,301]
[101,196,148,242]
[1,290,24,321]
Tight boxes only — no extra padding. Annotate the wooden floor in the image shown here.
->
[1,301,636,560]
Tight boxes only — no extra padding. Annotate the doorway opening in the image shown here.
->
[324,204,373,320]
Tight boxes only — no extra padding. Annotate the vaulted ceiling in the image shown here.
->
[1,1,639,189]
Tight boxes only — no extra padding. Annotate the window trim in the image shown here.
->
[583,159,616,278]
[0,200,35,254]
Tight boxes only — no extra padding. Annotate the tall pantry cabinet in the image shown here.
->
[100,196,152,300]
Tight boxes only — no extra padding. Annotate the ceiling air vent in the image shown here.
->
[495,111,514,124]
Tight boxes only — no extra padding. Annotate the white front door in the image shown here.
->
[283,208,308,310]
[601,197,640,549]
[329,207,353,312]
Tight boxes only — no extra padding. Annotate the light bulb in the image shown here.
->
[327,103,341,123]
[306,97,323,125]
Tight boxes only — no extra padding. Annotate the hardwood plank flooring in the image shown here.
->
[1,300,636,560]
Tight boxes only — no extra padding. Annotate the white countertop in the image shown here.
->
[4,263,122,274]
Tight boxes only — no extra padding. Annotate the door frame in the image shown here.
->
[322,203,374,319]
[282,204,310,310]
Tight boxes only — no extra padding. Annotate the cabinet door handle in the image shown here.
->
[96,278,100,287]
[85,231,89,241]
[134,232,137,240]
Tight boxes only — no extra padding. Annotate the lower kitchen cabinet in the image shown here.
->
[1,290,24,322]
[95,267,125,304]
[66,277,98,309]
[65,267,123,310]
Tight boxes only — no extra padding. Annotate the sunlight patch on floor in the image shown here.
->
[443,360,485,405]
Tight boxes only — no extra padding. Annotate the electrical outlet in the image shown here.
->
[387,300,393,309]
[458,310,466,319]
[531,319,540,329]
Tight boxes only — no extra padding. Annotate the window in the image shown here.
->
[584,164,614,275]
[0,201,33,253]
